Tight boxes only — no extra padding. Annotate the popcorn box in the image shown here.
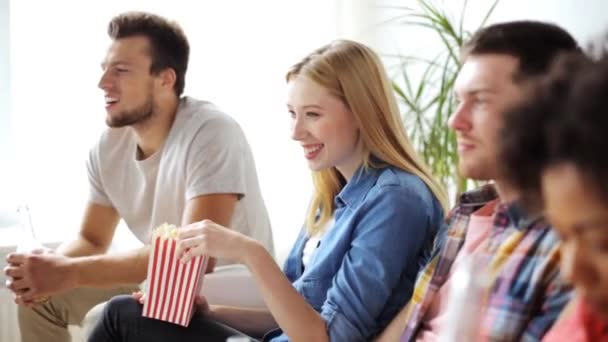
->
[142,223,208,327]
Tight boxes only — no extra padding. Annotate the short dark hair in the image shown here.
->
[108,11,189,96]
[499,52,608,210]
[462,21,580,80]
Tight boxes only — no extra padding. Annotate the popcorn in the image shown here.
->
[142,223,208,327]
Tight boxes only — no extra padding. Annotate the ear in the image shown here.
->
[157,68,177,91]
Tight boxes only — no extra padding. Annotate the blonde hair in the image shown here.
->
[287,40,449,235]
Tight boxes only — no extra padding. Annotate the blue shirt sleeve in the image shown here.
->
[320,183,437,341]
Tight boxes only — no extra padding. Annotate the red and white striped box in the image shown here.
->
[142,223,208,327]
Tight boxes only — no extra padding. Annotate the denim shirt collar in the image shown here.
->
[335,165,380,209]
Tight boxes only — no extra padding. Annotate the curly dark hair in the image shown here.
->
[108,11,189,96]
[499,51,608,210]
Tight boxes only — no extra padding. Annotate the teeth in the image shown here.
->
[105,97,118,104]
[304,145,323,154]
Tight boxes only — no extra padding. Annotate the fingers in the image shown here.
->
[6,278,30,293]
[177,225,202,239]
[14,295,28,306]
[174,220,226,263]
[6,253,26,266]
[176,235,209,262]
[194,295,209,314]
[131,291,146,304]
[175,224,204,259]
[179,247,196,264]
[194,295,207,305]
[14,294,46,307]
[4,265,25,279]
[19,288,38,302]
[177,236,202,251]
[178,220,213,239]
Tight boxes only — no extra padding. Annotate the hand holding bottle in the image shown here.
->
[4,205,53,305]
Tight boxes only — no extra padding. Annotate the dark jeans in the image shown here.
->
[87,295,258,342]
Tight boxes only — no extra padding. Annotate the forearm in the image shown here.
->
[56,234,108,257]
[244,243,329,342]
[181,193,240,273]
[209,305,276,337]
[70,246,149,287]
[373,306,409,342]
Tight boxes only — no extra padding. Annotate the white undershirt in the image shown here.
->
[302,218,335,268]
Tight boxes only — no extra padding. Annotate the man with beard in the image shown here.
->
[3,11,274,342]
[376,21,581,341]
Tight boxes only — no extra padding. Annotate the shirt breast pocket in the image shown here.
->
[299,276,333,312]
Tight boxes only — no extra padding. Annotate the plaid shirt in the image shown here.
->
[400,184,573,341]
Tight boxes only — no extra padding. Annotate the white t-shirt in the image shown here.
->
[87,97,274,263]
[302,218,334,268]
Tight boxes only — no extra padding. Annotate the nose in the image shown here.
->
[98,69,112,91]
[560,241,575,283]
[448,101,472,132]
[561,240,598,286]
[290,114,307,141]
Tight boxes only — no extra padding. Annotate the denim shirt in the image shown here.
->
[264,166,445,342]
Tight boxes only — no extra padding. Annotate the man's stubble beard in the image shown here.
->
[106,97,155,128]
[106,82,156,128]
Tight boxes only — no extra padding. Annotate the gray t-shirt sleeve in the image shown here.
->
[185,116,248,200]
[86,144,113,206]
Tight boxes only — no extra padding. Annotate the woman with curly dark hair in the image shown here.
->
[499,52,608,340]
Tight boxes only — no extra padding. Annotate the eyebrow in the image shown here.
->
[100,60,130,69]
[286,104,324,110]
[454,88,496,101]
[461,87,496,96]
[302,104,323,110]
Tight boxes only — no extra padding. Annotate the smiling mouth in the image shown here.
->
[104,97,119,108]
[457,142,475,152]
[304,144,324,160]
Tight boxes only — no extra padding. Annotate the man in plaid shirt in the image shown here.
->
[377,21,581,341]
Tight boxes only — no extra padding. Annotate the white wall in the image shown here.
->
[0,0,12,221]
[470,0,608,43]
[6,0,356,261]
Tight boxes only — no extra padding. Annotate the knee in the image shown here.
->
[89,296,141,341]
[103,295,142,321]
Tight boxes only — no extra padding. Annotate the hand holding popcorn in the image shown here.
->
[177,219,256,264]
[142,223,208,327]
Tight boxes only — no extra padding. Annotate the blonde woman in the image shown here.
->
[89,40,448,342]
